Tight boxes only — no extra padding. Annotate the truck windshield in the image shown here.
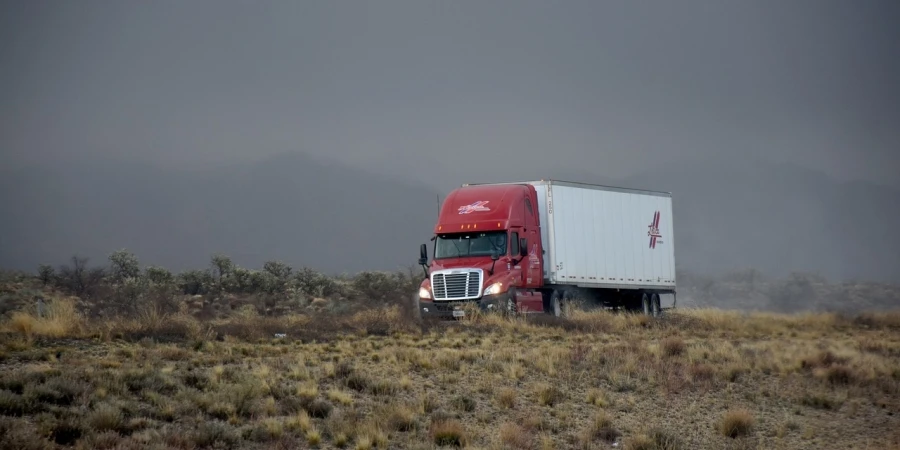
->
[434,231,507,259]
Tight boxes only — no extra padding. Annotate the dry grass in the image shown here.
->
[718,408,755,438]
[5,297,82,339]
[578,410,621,447]
[0,296,898,449]
[431,419,468,447]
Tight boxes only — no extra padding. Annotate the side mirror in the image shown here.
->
[519,238,528,257]
[418,243,428,266]
[491,249,500,261]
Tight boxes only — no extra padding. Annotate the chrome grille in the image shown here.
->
[431,269,483,300]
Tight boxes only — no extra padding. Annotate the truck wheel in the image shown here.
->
[641,293,651,315]
[412,292,422,321]
[651,293,661,317]
[548,289,563,317]
[504,287,518,316]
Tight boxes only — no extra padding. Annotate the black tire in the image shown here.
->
[504,287,518,316]
[548,289,564,317]
[412,292,422,321]
[641,293,651,315]
[651,293,661,317]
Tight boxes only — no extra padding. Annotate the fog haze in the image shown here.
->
[2,1,899,282]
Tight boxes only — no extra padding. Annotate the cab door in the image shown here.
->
[522,195,543,288]
[508,229,525,286]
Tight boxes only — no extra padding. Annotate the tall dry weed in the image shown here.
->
[4,296,83,338]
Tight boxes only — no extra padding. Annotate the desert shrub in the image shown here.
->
[648,427,686,450]
[5,296,83,338]
[625,435,656,450]
[661,336,686,357]
[37,265,55,286]
[384,404,417,432]
[0,288,45,318]
[222,267,252,294]
[689,362,715,383]
[431,419,468,447]
[145,266,174,285]
[263,261,293,280]
[800,350,847,370]
[580,411,620,445]
[144,280,182,316]
[303,399,333,418]
[294,267,343,298]
[718,409,754,438]
[108,249,141,282]
[351,270,414,305]
[451,394,476,412]
[499,422,532,448]
[825,364,856,386]
[625,428,685,450]
[536,383,565,406]
[27,376,88,406]
[800,391,842,410]
[178,269,213,295]
[54,255,106,297]
[495,388,517,408]
[853,311,900,329]
[218,266,281,295]
[192,420,241,448]
[586,388,610,407]
[210,254,235,282]
[46,418,83,446]
[87,403,126,433]
[0,390,42,416]
[113,276,150,313]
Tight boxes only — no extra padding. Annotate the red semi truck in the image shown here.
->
[415,180,676,318]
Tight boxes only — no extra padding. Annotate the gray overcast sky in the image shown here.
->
[2,0,898,189]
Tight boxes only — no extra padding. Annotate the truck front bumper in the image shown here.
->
[418,291,512,319]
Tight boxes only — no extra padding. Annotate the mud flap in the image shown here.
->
[659,292,676,309]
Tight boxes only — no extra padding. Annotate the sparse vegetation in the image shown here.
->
[718,408,755,438]
[0,255,898,449]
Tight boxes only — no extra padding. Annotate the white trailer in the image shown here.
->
[503,180,677,315]
[533,180,676,314]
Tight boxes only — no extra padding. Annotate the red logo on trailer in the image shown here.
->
[648,211,662,248]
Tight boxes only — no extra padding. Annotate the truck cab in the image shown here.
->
[416,183,547,318]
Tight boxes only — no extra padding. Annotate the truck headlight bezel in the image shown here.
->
[484,282,505,296]
[418,286,432,299]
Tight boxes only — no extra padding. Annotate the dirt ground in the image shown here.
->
[1,307,899,449]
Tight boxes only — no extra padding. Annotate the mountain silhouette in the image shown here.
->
[0,152,439,275]
[2,153,897,284]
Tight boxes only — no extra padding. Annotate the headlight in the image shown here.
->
[418,286,431,299]
[484,282,504,296]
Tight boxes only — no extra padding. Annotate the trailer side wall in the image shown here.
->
[536,181,676,290]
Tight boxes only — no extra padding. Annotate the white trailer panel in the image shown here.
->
[530,180,676,290]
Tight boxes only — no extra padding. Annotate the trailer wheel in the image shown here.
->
[651,293,661,317]
[641,293,651,315]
